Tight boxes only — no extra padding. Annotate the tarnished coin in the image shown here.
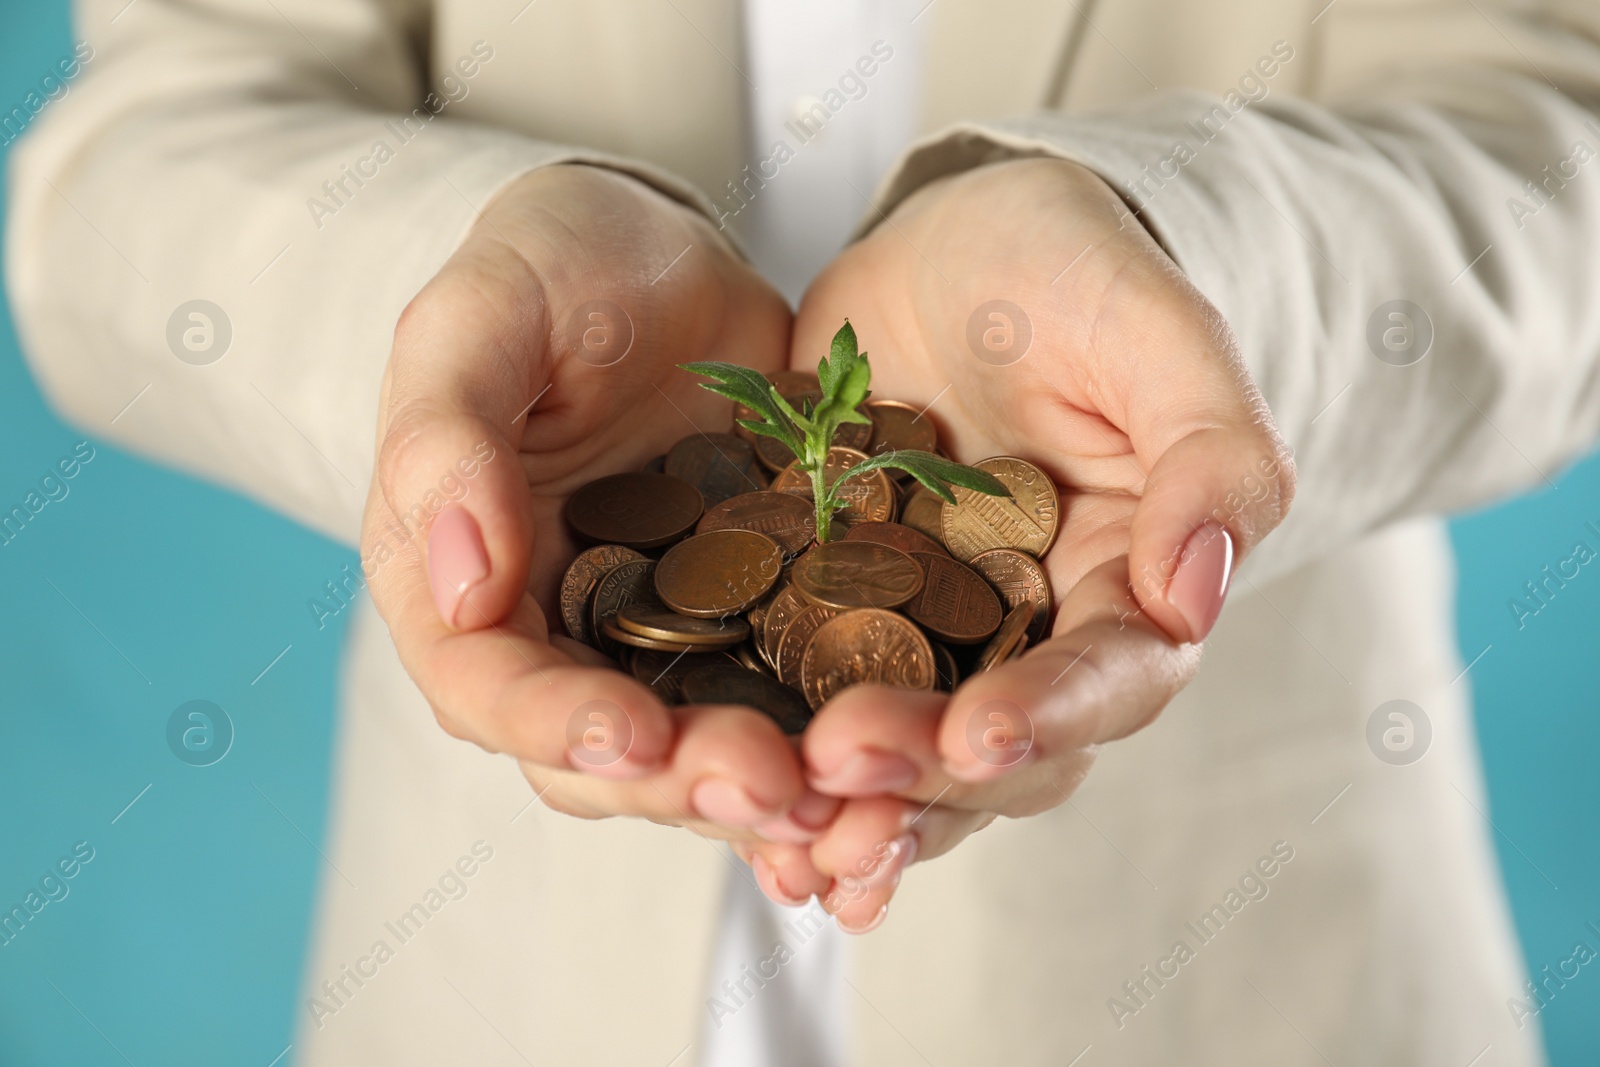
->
[771,447,894,525]
[865,399,937,458]
[903,552,1004,645]
[665,432,767,507]
[931,642,961,693]
[940,457,1058,561]
[753,433,799,474]
[844,521,948,560]
[968,548,1053,645]
[589,558,660,655]
[792,541,924,611]
[558,544,647,644]
[776,604,838,689]
[681,664,813,735]
[615,603,748,647]
[800,609,937,711]
[629,648,740,704]
[761,584,812,670]
[655,529,783,618]
[973,601,1035,673]
[899,485,946,545]
[567,472,704,549]
[696,491,816,556]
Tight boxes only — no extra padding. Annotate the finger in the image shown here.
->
[800,687,1070,816]
[361,499,678,782]
[938,555,1201,785]
[376,231,550,632]
[741,842,833,907]
[803,687,943,800]
[810,797,992,933]
[516,703,807,830]
[1098,259,1295,642]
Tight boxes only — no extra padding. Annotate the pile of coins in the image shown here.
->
[558,372,1059,735]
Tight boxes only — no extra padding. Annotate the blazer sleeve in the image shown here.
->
[4,0,719,546]
[865,2,1600,584]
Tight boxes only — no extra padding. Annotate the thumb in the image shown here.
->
[1127,418,1294,643]
[375,252,548,632]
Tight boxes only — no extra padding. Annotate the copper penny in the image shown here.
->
[655,529,783,618]
[567,472,704,549]
[973,601,1035,673]
[558,544,646,644]
[865,399,937,457]
[771,447,894,525]
[844,521,948,560]
[588,558,660,656]
[615,603,748,647]
[899,485,946,545]
[761,584,811,670]
[777,604,838,689]
[765,370,821,397]
[800,609,937,711]
[601,617,703,652]
[733,642,772,676]
[791,541,924,611]
[968,547,1053,645]
[746,581,786,669]
[940,457,1058,561]
[681,663,813,735]
[903,552,1003,645]
[695,490,816,556]
[665,432,767,507]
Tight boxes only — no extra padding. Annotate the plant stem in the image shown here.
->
[809,461,833,543]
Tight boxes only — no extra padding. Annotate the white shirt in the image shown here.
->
[701,5,928,1065]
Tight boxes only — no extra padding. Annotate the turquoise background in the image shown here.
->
[0,4,1596,1063]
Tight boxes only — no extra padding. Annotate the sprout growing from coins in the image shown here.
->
[682,321,1009,543]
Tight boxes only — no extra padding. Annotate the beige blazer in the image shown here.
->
[10,0,1600,1062]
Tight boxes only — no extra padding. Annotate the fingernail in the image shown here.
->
[1166,521,1234,641]
[752,854,809,907]
[690,778,775,826]
[809,749,920,795]
[754,789,841,843]
[838,904,888,935]
[864,833,918,888]
[428,506,489,629]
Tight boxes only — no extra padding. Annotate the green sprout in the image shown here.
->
[682,321,1009,543]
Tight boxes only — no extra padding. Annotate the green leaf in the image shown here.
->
[835,357,871,412]
[680,361,779,417]
[830,320,859,367]
[838,450,1010,505]
[817,321,859,400]
[768,388,811,434]
[680,361,803,452]
[735,417,793,442]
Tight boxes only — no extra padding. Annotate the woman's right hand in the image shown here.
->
[361,164,825,842]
